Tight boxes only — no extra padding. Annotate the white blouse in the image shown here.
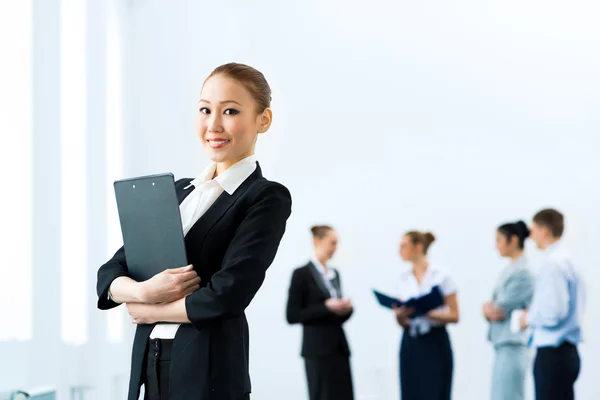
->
[396,264,457,337]
[311,258,339,298]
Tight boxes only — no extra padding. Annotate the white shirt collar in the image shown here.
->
[311,257,336,280]
[401,263,433,279]
[189,155,257,195]
[510,254,527,267]
[544,240,563,256]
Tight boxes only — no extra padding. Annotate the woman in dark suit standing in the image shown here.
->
[394,231,459,400]
[286,225,354,400]
[96,63,292,400]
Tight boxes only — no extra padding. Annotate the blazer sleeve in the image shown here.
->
[286,269,333,325]
[185,181,292,330]
[96,245,129,310]
[495,269,535,311]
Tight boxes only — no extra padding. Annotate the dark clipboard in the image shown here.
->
[114,173,188,282]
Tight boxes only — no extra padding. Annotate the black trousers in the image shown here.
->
[400,326,453,400]
[144,338,172,400]
[534,342,580,400]
[142,338,251,400]
[304,355,354,400]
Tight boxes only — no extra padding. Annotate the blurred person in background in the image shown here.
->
[483,220,534,400]
[286,225,354,400]
[393,231,459,400]
[519,209,584,400]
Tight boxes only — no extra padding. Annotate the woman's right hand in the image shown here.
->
[393,305,414,328]
[325,298,353,315]
[139,265,201,304]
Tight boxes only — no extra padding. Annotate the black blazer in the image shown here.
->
[96,165,292,400]
[286,262,352,358]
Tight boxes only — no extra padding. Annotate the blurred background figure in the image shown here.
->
[483,220,534,400]
[394,232,459,400]
[286,225,354,400]
[520,209,584,400]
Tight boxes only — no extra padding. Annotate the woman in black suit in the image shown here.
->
[96,63,292,400]
[286,225,354,400]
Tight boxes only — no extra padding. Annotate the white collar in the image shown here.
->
[509,254,527,267]
[311,257,336,279]
[544,240,562,254]
[187,155,257,195]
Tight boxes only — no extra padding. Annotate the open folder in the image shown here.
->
[114,173,188,282]
[373,286,444,317]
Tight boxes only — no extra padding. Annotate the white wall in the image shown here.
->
[0,1,132,399]
[119,1,600,399]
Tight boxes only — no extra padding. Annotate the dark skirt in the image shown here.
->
[304,355,354,400]
[399,326,453,400]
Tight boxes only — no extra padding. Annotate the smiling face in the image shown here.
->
[195,74,272,172]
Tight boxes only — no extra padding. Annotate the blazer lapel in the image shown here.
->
[331,270,342,298]
[183,165,263,251]
[176,179,196,204]
[493,265,512,300]
[307,262,331,298]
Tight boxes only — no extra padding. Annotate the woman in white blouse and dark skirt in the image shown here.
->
[393,231,459,400]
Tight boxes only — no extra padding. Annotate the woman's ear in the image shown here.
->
[312,236,322,251]
[258,108,273,134]
[511,235,520,248]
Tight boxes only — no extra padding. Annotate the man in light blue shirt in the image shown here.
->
[520,208,583,400]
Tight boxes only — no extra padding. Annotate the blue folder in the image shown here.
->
[373,285,444,317]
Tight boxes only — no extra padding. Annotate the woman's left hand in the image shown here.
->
[127,303,159,325]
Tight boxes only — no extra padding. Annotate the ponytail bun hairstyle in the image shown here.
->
[405,231,436,255]
[310,225,333,239]
[498,220,530,249]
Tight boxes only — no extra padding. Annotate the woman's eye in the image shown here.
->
[199,107,210,114]
[224,109,239,115]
